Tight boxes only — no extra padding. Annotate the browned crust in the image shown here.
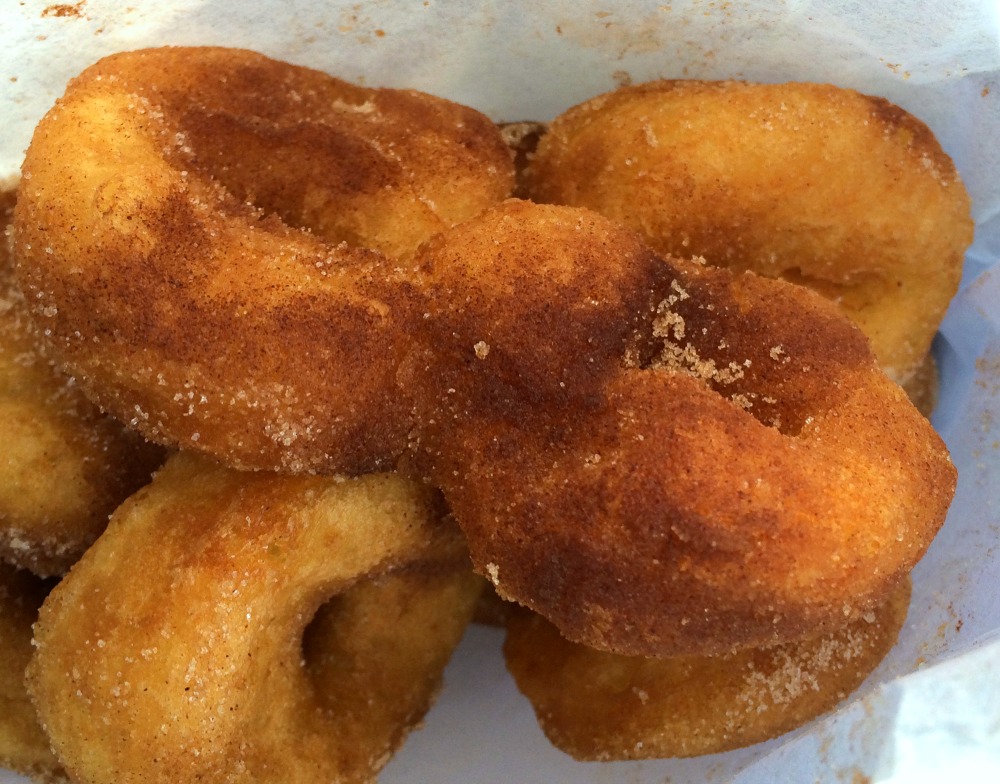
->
[504,578,911,760]
[408,200,954,657]
[524,79,973,386]
[28,453,478,783]
[13,55,957,663]
[14,47,514,474]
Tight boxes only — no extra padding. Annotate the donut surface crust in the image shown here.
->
[28,453,479,784]
[14,47,514,475]
[524,80,973,384]
[408,199,955,657]
[504,579,911,760]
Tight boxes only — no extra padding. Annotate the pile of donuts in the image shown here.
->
[1,47,971,782]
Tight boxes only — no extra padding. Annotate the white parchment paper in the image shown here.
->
[2,2,998,782]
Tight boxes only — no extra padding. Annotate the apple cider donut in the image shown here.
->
[28,453,480,784]
[524,80,974,385]
[407,200,955,657]
[504,579,910,760]
[1,187,164,576]
[14,47,514,475]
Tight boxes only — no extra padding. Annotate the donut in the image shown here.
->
[0,562,64,783]
[406,199,955,657]
[0,186,164,576]
[504,578,911,760]
[28,453,480,784]
[13,47,515,475]
[523,80,974,386]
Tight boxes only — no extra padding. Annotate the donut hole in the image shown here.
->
[169,108,443,259]
[295,563,482,775]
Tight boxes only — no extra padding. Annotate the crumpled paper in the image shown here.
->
[2,2,998,782]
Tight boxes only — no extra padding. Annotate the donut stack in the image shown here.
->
[2,47,969,781]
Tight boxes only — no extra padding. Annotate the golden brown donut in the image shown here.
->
[524,80,973,385]
[0,562,65,783]
[0,187,163,576]
[28,453,480,784]
[504,578,911,760]
[14,47,514,475]
[407,199,954,657]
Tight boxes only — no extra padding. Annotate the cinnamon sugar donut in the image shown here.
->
[408,199,954,657]
[14,47,514,475]
[504,579,911,760]
[29,453,480,784]
[524,80,973,386]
